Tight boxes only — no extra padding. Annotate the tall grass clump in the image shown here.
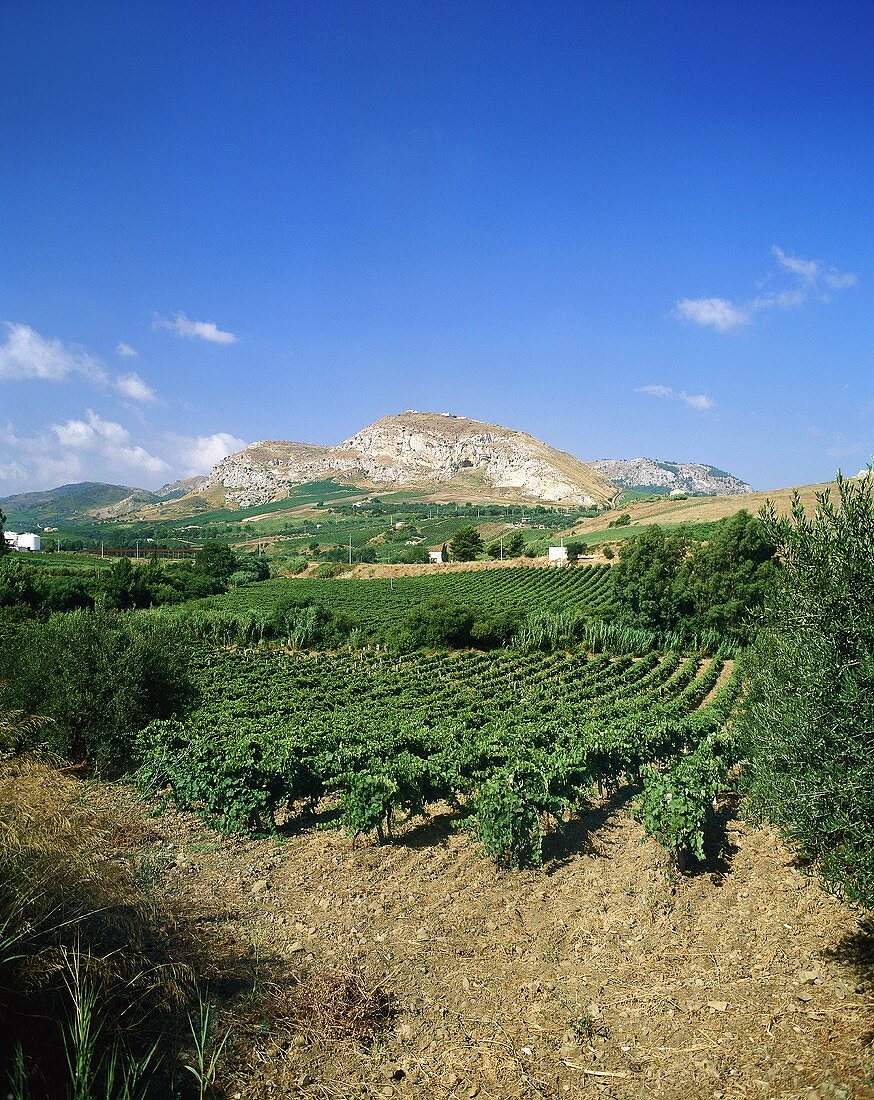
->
[0,756,196,1097]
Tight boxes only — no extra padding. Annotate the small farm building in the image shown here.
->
[428,551,444,564]
[548,545,568,565]
[13,530,40,550]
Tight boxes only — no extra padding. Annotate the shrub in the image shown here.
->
[315,562,345,579]
[737,475,874,907]
[390,600,475,651]
[0,609,194,772]
[612,513,776,642]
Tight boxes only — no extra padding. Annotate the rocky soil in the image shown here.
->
[91,782,873,1100]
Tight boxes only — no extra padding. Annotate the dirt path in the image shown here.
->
[95,784,873,1100]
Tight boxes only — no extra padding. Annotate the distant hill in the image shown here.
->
[588,457,752,497]
[0,477,207,526]
[199,411,619,509]
[0,418,760,527]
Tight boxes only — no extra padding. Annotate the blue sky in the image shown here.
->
[2,0,872,493]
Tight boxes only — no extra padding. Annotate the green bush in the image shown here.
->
[612,512,776,642]
[0,609,194,772]
[737,475,874,907]
[391,600,475,651]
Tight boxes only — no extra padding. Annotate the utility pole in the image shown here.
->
[101,541,104,559]
[348,534,352,566]
[500,537,503,562]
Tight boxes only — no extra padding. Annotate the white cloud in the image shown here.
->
[771,246,819,283]
[116,341,138,358]
[636,385,715,410]
[0,322,158,404]
[0,413,246,492]
[153,311,238,345]
[114,372,157,404]
[674,248,856,333]
[771,245,856,290]
[0,322,106,382]
[636,384,673,399]
[46,410,170,479]
[673,298,750,332]
[169,431,247,477]
[52,410,130,449]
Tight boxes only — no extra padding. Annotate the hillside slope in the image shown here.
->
[202,411,619,508]
[0,482,156,525]
[0,478,210,525]
[565,479,845,542]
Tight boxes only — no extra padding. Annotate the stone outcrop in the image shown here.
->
[588,457,752,496]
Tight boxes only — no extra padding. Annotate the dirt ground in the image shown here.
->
[83,778,874,1100]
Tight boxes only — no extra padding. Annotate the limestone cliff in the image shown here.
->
[589,457,752,496]
[203,412,618,508]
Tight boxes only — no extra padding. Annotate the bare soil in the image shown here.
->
[82,779,873,1100]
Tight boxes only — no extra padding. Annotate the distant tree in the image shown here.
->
[237,554,270,581]
[0,608,192,771]
[676,511,777,637]
[0,558,37,609]
[102,557,149,609]
[450,526,484,562]
[565,540,583,564]
[0,508,8,555]
[441,543,449,563]
[602,545,615,560]
[397,546,430,565]
[195,541,238,585]
[612,513,776,640]
[393,600,475,650]
[611,525,689,633]
[505,531,525,557]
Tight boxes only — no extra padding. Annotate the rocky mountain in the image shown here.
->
[204,412,618,508]
[588,457,752,496]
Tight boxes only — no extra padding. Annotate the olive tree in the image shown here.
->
[737,473,874,907]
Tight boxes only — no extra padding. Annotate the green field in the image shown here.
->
[169,563,618,627]
[140,642,738,865]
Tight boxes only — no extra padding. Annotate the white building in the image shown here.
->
[428,550,444,564]
[13,533,41,552]
[548,545,568,565]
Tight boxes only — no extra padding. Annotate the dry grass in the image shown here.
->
[0,755,395,1097]
[0,756,198,1095]
[567,479,841,539]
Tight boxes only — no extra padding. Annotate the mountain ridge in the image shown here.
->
[1,414,757,522]
[589,457,753,497]
[202,411,619,509]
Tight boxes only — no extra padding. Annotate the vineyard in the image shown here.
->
[139,643,739,868]
[160,564,618,639]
